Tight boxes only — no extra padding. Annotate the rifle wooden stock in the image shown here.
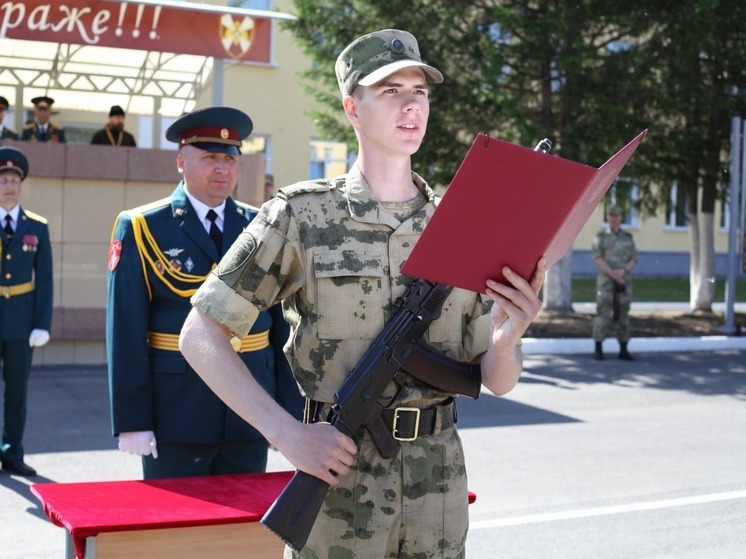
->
[260,469,329,551]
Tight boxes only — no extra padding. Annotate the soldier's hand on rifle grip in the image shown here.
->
[274,421,357,486]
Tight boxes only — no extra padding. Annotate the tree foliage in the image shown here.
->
[283,0,746,309]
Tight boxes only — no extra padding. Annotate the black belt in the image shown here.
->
[379,398,457,441]
[305,398,458,440]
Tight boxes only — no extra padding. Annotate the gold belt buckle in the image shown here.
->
[1,286,9,299]
[392,407,420,442]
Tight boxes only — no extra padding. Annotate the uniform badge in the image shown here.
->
[155,260,165,274]
[175,208,186,216]
[185,257,195,272]
[164,248,185,258]
[108,240,122,271]
[170,259,182,271]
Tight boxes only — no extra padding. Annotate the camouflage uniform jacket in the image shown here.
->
[192,164,492,407]
[592,227,637,290]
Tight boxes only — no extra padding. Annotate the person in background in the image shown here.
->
[592,205,637,361]
[91,105,137,147]
[107,106,302,479]
[0,97,19,140]
[180,29,545,558]
[20,97,66,143]
[0,146,53,477]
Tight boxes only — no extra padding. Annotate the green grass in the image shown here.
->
[572,277,746,303]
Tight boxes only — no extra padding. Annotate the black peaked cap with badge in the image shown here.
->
[0,146,29,181]
[165,106,253,155]
[31,96,55,108]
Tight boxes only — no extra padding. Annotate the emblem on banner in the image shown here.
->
[219,14,255,59]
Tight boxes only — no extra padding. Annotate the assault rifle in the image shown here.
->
[261,138,553,551]
[261,278,475,550]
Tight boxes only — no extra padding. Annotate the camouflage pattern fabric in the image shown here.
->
[191,165,491,557]
[591,228,637,342]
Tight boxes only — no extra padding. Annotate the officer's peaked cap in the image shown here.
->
[165,106,252,155]
[336,29,443,96]
[0,146,29,181]
[31,96,55,108]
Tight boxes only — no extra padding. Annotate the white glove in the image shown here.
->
[29,329,50,347]
[118,431,159,458]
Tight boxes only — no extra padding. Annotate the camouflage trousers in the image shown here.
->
[284,424,469,559]
[593,284,632,342]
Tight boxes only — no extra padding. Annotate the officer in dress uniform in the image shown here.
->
[107,106,302,479]
[0,97,19,140]
[0,146,53,477]
[20,97,66,143]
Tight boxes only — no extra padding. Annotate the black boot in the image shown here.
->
[594,341,604,361]
[619,341,634,361]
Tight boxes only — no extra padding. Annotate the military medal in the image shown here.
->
[184,257,195,272]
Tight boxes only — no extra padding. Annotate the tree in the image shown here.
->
[634,0,746,312]
[283,0,746,311]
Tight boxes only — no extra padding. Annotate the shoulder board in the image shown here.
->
[24,123,36,130]
[51,123,64,131]
[24,210,48,224]
[129,197,171,216]
[279,179,335,198]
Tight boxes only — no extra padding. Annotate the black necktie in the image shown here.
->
[4,215,12,240]
[206,209,222,253]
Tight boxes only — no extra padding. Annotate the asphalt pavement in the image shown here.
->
[1,335,745,558]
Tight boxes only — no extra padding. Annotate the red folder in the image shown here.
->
[401,130,648,293]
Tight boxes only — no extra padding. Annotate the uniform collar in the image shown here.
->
[342,163,436,228]
[0,204,20,224]
[183,187,226,225]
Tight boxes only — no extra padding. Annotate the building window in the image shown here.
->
[666,180,689,229]
[606,176,640,228]
[309,139,350,180]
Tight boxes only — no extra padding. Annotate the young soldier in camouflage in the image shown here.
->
[180,29,545,558]
[592,205,637,360]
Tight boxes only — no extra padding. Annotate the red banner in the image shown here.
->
[0,0,272,62]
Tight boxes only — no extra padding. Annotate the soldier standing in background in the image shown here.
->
[0,146,53,477]
[0,97,19,140]
[20,97,66,143]
[592,205,637,361]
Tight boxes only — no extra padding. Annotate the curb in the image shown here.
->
[523,336,746,355]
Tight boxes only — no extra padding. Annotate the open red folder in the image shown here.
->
[401,129,648,293]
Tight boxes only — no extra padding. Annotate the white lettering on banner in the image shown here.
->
[1,2,25,36]
[28,6,52,32]
[0,1,162,45]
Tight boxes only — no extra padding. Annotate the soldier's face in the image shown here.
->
[0,171,21,211]
[344,66,430,157]
[34,106,50,124]
[177,145,239,207]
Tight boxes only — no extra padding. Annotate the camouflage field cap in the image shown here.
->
[336,29,443,96]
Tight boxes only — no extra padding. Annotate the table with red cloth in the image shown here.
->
[31,470,477,559]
